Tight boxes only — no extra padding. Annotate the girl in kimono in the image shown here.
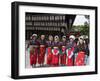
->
[66,35,76,66]
[74,36,86,66]
[60,36,67,66]
[52,35,60,66]
[38,35,46,67]
[46,35,53,66]
[29,34,39,68]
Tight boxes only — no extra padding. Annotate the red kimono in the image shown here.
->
[46,41,53,65]
[29,40,39,66]
[75,52,85,66]
[67,47,74,66]
[38,45,46,64]
[47,47,52,65]
[75,42,86,66]
[52,48,59,66]
[30,48,38,65]
[60,46,66,65]
[66,41,76,66]
[38,39,46,64]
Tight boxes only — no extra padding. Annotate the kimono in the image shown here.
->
[75,42,86,66]
[66,41,76,66]
[38,39,46,64]
[29,40,39,66]
[51,42,60,66]
[60,41,67,65]
[46,41,53,65]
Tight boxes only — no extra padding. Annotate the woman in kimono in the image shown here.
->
[38,35,46,67]
[74,36,86,66]
[59,36,67,66]
[46,35,53,66]
[66,35,76,66]
[51,35,60,66]
[29,34,39,68]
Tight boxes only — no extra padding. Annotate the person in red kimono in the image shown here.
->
[59,36,67,66]
[38,35,46,67]
[66,35,76,66]
[29,34,39,68]
[51,35,60,66]
[46,35,53,66]
[74,36,86,66]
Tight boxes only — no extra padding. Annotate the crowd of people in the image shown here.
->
[27,34,89,68]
